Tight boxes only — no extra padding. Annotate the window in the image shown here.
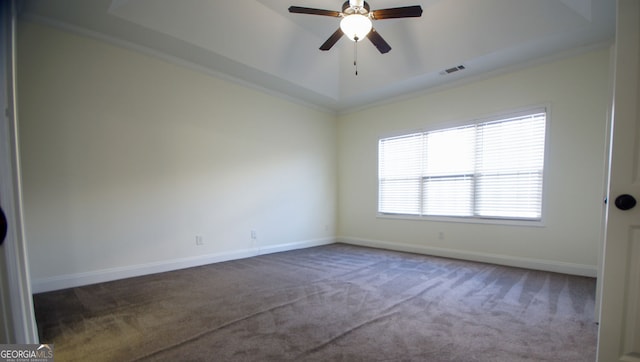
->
[378,109,547,221]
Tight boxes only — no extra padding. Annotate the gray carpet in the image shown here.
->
[33,243,597,361]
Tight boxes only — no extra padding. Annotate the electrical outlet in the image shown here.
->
[195,235,204,246]
[251,230,257,240]
[438,232,444,240]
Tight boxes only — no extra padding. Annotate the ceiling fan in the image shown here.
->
[288,0,423,54]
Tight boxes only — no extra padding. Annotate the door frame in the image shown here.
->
[596,0,640,360]
[0,0,38,344]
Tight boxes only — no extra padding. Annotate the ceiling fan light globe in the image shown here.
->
[340,14,372,41]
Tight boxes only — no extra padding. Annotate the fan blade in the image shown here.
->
[288,6,341,17]
[320,28,344,51]
[371,5,423,20]
[367,28,391,54]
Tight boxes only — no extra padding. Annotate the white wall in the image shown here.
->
[337,48,611,276]
[17,22,337,292]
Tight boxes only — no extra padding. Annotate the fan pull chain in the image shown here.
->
[354,36,359,76]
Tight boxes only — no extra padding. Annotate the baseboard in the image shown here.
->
[31,236,595,293]
[338,236,597,277]
[256,237,335,255]
[30,237,335,293]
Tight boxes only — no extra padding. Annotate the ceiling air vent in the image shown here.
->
[439,65,466,75]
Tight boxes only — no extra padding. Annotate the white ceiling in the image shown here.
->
[19,0,615,113]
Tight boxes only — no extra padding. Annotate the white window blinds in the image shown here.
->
[378,109,546,220]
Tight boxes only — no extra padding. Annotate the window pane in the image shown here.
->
[475,172,543,218]
[425,126,475,176]
[422,176,473,216]
[477,114,546,173]
[378,133,424,214]
[379,133,423,178]
[379,179,421,214]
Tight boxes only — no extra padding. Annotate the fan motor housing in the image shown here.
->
[342,1,370,15]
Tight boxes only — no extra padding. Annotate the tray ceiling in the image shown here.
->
[19,0,615,112]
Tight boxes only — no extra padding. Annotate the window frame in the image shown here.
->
[377,106,550,227]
